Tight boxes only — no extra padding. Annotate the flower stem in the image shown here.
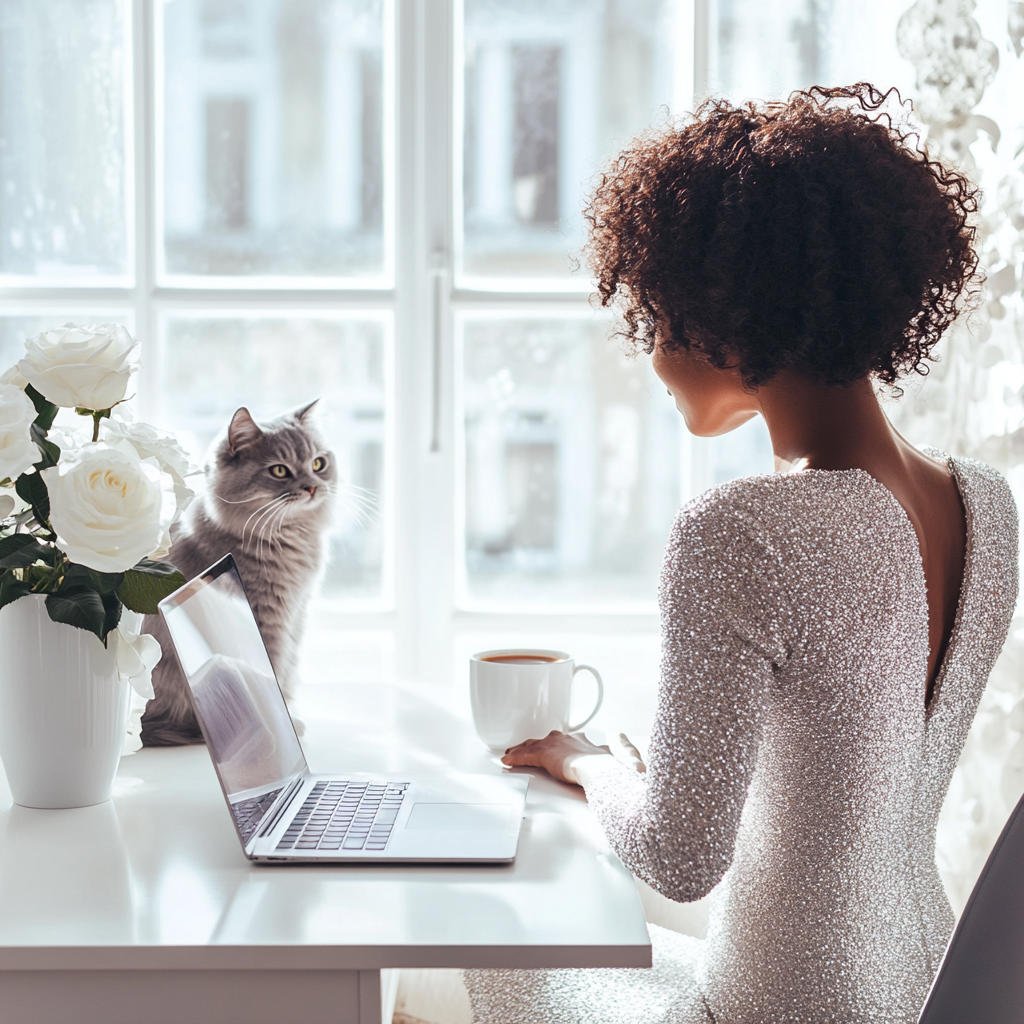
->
[92,413,101,443]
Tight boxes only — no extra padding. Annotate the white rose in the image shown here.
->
[115,627,162,700]
[0,383,39,482]
[0,365,28,389]
[42,443,175,573]
[103,413,197,520]
[18,323,138,411]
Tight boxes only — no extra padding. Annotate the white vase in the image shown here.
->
[0,594,129,808]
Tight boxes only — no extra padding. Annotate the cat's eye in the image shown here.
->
[269,464,290,479]
[312,456,327,473]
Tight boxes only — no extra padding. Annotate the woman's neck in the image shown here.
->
[755,374,911,475]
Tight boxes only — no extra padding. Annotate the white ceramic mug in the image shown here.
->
[469,649,604,753]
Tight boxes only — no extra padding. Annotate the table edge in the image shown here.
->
[0,943,653,971]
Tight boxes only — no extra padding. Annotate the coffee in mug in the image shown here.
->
[481,654,561,665]
[469,649,604,753]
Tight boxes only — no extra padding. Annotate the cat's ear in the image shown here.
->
[294,399,319,423]
[228,407,263,453]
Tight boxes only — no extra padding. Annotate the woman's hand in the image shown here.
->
[501,731,612,785]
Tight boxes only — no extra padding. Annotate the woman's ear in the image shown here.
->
[228,407,263,453]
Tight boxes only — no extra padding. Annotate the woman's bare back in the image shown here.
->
[867,447,967,703]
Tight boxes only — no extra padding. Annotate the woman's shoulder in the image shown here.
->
[674,468,884,539]
[930,449,1018,522]
[670,452,1018,584]
[675,450,1018,537]
[665,468,923,593]
[921,448,1018,558]
[930,449,1019,593]
[661,475,821,646]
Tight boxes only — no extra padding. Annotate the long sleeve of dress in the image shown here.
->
[466,458,1019,1024]
[582,485,799,903]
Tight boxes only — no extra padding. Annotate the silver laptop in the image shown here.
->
[158,554,528,863]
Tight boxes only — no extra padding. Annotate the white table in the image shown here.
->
[0,682,651,1024]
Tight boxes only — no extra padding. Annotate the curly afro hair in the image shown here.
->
[584,83,980,388]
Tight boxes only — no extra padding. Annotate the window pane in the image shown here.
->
[460,315,681,607]
[0,0,131,284]
[459,0,683,286]
[161,0,389,283]
[710,0,914,103]
[159,315,389,601]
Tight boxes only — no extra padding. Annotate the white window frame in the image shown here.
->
[0,0,707,683]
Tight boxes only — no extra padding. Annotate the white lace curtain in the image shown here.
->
[890,0,1024,911]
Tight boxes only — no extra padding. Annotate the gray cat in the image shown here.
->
[141,403,337,746]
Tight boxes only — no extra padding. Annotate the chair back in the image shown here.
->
[920,789,1024,1023]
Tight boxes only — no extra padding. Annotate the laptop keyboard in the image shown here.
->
[276,780,409,853]
[232,787,284,845]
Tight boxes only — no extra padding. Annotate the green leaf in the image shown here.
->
[30,424,60,469]
[0,571,31,611]
[100,589,121,642]
[0,534,49,569]
[45,586,108,642]
[62,562,124,595]
[24,384,57,431]
[117,560,186,614]
[49,566,124,642]
[24,562,59,593]
[15,472,49,526]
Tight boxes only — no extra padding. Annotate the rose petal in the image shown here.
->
[42,444,171,573]
[0,383,40,482]
[103,416,198,524]
[21,363,131,411]
[0,365,27,389]
[116,628,161,699]
[17,324,137,410]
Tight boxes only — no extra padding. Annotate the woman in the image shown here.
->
[464,85,1019,1023]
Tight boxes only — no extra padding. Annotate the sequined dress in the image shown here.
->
[465,455,1018,1024]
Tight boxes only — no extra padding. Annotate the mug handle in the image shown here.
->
[567,665,604,733]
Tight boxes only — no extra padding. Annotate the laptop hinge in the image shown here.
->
[257,774,305,839]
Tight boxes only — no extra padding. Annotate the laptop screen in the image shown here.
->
[159,556,307,817]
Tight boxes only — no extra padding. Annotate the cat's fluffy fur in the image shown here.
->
[141,403,336,746]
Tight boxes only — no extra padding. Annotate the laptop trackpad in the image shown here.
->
[406,802,511,830]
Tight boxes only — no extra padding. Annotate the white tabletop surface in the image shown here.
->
[0,681,651,971]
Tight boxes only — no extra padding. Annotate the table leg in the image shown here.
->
[0,968,394,1024]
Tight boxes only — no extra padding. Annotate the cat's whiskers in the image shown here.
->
[268,500,295,552]
[250,497,291,558]
[337,504,376,531]
[240,497,286,550]
[335,486,378,530]
[342,482,376,498]
[255,508,280,561]
[257,494,301,560]
[338,491,377,516]
[260,502,290,559]
[242,495,289,552]
[240,495,286,538]
[342,488,376,508]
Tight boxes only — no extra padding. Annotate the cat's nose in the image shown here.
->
[306,486,316,496]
